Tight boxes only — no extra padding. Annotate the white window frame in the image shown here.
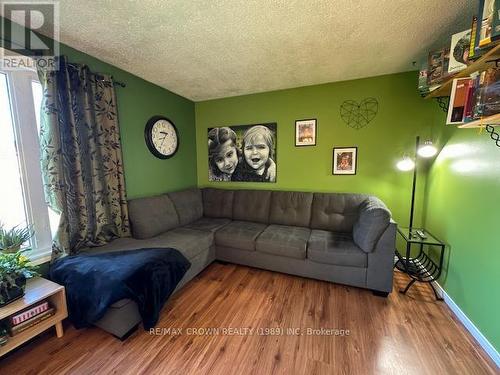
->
[1,64,53,264]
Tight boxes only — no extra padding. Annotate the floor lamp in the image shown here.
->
[397,136,437,232]
[395,136,442,300]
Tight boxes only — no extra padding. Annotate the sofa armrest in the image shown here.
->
[353,197,391,253]
[366,219,396,293]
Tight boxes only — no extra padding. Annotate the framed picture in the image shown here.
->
[332,147,357,175]
[295,119,317,146]
[207,123,277,183]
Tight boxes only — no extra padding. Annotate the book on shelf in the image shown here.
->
[476,68,500,117]
[478,0,495,47]
[449,29,472,73]
[464,74,481,122]
[9,300,50,326]
[491,0,500,42]
[444,67,500,125]
[471,71,487,119]
[469,16,480,60]
[9,308,55,336]
[447,78,473,125]
[427,48,452,85]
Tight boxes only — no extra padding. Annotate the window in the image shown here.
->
[0,54,57,263]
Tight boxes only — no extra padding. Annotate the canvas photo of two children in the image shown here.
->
[208,123,277,183]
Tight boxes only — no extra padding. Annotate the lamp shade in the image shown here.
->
[396,156,415,171]
[417,140,437,158]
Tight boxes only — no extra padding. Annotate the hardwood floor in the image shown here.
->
[0,263,497,374]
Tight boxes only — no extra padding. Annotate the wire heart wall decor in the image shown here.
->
[340,98,379,130]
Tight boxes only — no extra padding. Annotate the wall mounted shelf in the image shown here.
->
[425,44,500,99]
[458,114,500,128]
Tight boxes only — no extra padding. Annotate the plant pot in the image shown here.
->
[0,273,26,306]
[1,245,21,254]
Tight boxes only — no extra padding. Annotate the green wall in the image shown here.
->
[1,17,197,199]
[196,71,499,351]
[196,71,441,227]
[423,123,500,351]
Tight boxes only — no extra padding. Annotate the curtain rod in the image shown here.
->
[113,80,126,88]
[65,63,127,88]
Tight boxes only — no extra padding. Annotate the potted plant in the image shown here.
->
[0,222,34,253]
[0,250,39,306]
[0,223,39,306]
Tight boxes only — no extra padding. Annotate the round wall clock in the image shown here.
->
[144,116,179,159]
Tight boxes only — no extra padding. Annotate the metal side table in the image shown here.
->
[394,227,445,301]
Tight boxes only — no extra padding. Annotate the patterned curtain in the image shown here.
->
[37,56,130,259]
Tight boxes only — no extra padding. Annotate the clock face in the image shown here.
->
[145,116,179,159]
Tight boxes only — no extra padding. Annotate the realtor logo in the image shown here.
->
[1,1,59,70]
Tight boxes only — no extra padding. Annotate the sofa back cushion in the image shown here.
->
[202,188,234,218]
[168,188,203,225]
[233,190,272,224]
[269,191,313,227]
[352,197,391,253]
[310,193,367,232]
[128,194,179,239]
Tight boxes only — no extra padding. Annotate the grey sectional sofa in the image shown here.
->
[83,187,396,338]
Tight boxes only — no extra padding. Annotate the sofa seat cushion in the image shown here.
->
[215,221,267,251]
[256,225,311,259]
[307,230,367,268]
[151,228,213,260]
[183,217,231,232]
[83,228,213,261]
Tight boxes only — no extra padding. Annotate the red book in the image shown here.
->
[463,78,476,122]
[447,78,473,124]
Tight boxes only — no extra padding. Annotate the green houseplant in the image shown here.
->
[0,222,34,253]
[0,251,40,306]
[0,223,39,306]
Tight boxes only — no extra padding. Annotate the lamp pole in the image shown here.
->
[408,136,419,231]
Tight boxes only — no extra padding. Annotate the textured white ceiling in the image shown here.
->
[5,0,476,101]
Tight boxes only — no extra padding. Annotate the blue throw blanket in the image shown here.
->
[50,248,190,330]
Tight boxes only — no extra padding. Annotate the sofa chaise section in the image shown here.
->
[84,188,216,338]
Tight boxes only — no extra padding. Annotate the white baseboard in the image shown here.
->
[433,282,499,369]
